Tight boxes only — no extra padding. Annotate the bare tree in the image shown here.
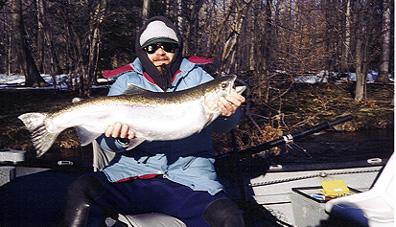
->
[83,0,108,96]
[252,0,273,103]
[6,32,11,75]
[36,0,45,72]
[354,35,366,101]
[341,0,352,73]
[9,0,45,87]
[219,0,252,73]
[0,3,11,75]
[353,0,372,102]
[179,0,204,55]
[378,0,391,82]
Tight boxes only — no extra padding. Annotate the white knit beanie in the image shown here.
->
[139,20,179,47]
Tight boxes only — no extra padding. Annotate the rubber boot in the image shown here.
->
[203,198,245,227]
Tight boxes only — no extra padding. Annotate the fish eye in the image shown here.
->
[221,82,228,89]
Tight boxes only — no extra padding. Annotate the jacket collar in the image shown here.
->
[131,57,196,81]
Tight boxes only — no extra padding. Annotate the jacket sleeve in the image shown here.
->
[96,135,129,153]
[108,74,129,96]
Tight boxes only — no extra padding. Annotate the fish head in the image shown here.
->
[216,75,236,96]
[211,75,246,97]
[202,75,246,115]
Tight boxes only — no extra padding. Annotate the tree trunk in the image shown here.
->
[354,39,365,102]
[378,0,391,82]
[7,35,11,75]
[4,8,11,76]
[10,0,45,87]
[254,0,272,103]
[341,0,351,73]
[142,0,150,20]
[353,1,370,102]
[36,0,45,72]
[46,15,62,74]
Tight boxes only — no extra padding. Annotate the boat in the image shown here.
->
[0,115,394,227]
[245,159,392,226]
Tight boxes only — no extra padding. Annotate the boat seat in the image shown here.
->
[92,141,187,227]
[325,152,395,227]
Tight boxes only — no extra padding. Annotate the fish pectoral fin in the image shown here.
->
[75,127,102,146]
[125,138,146,150]
[203,114,215,129]
[204,111,221,127]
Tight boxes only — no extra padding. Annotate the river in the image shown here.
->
[275,129,394,164]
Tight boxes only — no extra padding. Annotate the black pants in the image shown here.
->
[61,172,245,227]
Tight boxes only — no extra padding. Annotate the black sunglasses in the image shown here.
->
[143,42,178,54]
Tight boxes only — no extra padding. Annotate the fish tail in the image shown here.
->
[18,113,58,157]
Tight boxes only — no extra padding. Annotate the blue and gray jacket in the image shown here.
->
[97,57,240,195]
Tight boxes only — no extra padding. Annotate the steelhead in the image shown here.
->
[19,76,246,157]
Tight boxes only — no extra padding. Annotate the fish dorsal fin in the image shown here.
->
[72,97,84,103]
[123,83,153,95]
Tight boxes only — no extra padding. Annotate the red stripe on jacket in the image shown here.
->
[115,174,161,183]
[102,64,134,78]
[101,56,213,79]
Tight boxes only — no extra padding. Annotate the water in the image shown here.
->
[274,129,394,164]
[15,128,394,169]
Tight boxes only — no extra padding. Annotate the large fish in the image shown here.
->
[19,76,246,157]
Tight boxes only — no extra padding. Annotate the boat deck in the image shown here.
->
[249,163,383,226]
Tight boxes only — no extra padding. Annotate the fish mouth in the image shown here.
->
[235,86,247,95]
[228,75,246,95]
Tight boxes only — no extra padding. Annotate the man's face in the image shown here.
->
[145,43,177,70]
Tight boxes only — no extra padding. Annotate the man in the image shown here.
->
[62,16,245,227]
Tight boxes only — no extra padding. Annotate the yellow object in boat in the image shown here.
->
[321,179,350,198]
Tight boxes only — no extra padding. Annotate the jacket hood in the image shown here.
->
[135,16,183,91]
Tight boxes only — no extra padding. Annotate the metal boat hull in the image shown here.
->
[249,161,384,226]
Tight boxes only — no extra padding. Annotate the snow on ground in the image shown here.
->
[294,70,393,84]
[347,71,383,83]
[0,74,25,86]
[0,71,393,89]
[294,70,330,84]
[0,74,112,89]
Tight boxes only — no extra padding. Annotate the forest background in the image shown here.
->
[0,0,393,159]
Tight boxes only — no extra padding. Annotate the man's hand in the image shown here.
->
[105,122,135,139]
[218,91,245,117]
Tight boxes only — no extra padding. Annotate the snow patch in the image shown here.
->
[0,74,112,90]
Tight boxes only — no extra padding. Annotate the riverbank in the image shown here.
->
[228,82,394,151]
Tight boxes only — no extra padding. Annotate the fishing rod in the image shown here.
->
[216,114,353,161]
